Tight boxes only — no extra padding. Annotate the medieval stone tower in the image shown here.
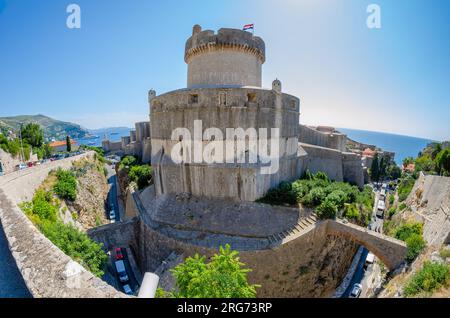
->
[185,24,266,88]
[150,25,304,201]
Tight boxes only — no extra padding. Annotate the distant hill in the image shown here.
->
[0,114,90,141]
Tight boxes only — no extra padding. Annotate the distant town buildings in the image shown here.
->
[49,139,78,152]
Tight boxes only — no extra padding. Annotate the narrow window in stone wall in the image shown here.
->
[219,92,227,106]
[190,94,199,104]
[290,100,297,109]
[247,93,257,103]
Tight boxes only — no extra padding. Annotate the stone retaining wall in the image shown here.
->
[0,152,126,298]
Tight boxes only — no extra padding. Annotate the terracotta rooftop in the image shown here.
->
[362,148,376,157]
[49,140,77,148]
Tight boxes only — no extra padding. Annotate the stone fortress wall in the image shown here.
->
[102,120,152,164]
[0,152,126,297]
[150,85,304,201]
[299,125,347,152]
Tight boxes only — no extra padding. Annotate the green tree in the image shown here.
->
[21,123,44,148]
[435,148,450,176]
[66,136,72,152]
[167,244,259,298]
[431,143,442,160]
[371,154,380,182]
[129,165,153,190]
[403,157,414,167]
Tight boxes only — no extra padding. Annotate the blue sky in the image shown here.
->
[0,0,449,141]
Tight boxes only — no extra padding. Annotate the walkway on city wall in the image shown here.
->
[0,152,125,298]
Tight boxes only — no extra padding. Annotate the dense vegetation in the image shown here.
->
[406,142,450,176]
[258,171,374,224]
[384,222,426,263]
[404,261,449,297]
[119,155,153,190]
[157,245,259,298]
[397,176,416,202]
[20,187,108,277]
[0,123,52,160]
[53,169,78,201]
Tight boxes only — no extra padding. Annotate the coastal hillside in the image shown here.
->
[0,114,89,140]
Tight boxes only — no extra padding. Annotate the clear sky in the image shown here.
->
[0,0,449,141]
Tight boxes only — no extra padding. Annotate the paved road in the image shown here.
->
[342,184,384,298]
[106,165,120,222]
[342,248,369,297]
[0,220,32,298]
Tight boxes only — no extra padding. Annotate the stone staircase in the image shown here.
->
[267,213,318,246]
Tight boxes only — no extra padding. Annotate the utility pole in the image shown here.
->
[19,123,25,163]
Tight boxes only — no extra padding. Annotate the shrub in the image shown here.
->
[325,190,348,209]
[316,199,338,219]
[394,223,423,241]
[31,190,57,222]
[343,203,360,220]
[129,165,153,190]
[302,187,326,207]
[398,177,415,202]
[393,222,425,262]
[399,203,407,211]
[169,244,259,298]
[404,262,449,297]
[291,180,310,202]
[53,169,77,201]
[119,155,139,169]
[405,234,426,262]
[387,207,397,218]
[39,220,107,277]
[389,195,395,205]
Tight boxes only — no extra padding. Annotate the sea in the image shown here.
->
[76,126,437,166]
[76,127,132,148]
[339,128,436,165]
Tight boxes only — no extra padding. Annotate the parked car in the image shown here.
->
[109,209,116,221]
[17,163,27,170]
[115,260,129,283]
[123,284,133,295]
[115,247,124,260]
[349,283,362,298]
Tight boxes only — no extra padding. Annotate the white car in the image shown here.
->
[123,284,133,295]
[109,209,116,221]
[349,283,363,298]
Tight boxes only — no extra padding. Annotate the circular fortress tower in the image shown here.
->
[185,25,266,88]
[150,25,302,202]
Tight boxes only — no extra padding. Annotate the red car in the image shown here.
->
[115,248,124,260]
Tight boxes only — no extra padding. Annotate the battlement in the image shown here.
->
[185,25,265,63]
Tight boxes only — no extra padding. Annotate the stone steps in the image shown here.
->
[266,213,319,246]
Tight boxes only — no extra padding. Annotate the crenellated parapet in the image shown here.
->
[185,25,265,63]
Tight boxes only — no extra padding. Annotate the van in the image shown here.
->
[364,252,375,269]
[115,260,129,283]
[380,189,386,200]
[376,200,385,218]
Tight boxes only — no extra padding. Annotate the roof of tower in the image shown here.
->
[185,26,266,63]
